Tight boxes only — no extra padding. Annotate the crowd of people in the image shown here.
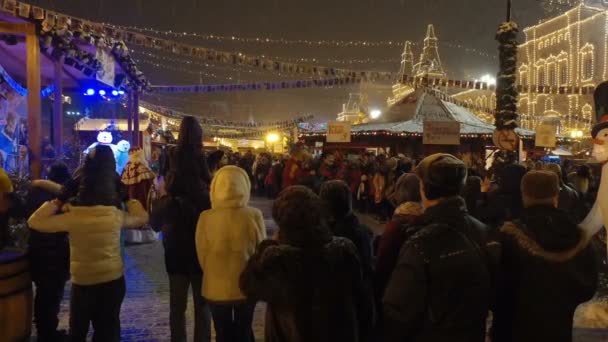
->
[0,114,603,342]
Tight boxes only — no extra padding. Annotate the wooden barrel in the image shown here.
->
[0,249,32,342]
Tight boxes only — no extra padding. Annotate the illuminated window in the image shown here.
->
[583,55,593,79]
[559,65,568,85]
[548,64,557,86]
[580,44,594,80]
[539,42,544,49]
[519,65,529,86]
[565,32,570,40]
[582,104,592,121]
[558,34,563,42]
[537,67,545,86]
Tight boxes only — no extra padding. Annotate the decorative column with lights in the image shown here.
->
[495,3,519,131]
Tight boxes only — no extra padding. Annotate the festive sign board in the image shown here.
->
[492,129,520,151]
[423,121,460,145]
[535,123,558,148]
[326,122,351,143]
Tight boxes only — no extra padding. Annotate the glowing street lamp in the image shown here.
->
[266,133,280,143]
[370,109,382,119]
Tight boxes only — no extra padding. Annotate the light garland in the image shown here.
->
[150,77,362,94]
[140,100,314,128]
[0,63,55,97]
[107,23,497,59]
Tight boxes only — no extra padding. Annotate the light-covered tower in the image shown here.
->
[413,24,446,79]
[398,41,415,80]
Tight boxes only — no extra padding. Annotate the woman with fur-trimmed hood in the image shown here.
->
[240,186,365,342]
[492,171,598,342]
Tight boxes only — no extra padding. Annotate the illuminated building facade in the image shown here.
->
[454,3,608,135]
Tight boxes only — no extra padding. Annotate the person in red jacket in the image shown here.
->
[281,144,309,189]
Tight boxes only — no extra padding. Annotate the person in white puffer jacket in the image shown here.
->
[195,165,266,342]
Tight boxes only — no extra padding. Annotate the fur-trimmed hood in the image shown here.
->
[500,205,591,262]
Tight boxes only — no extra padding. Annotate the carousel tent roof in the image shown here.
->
[310,90,534,136]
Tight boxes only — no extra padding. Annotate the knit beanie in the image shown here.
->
[415,154,467,200]
[521,171,559,202]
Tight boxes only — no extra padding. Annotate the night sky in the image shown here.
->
[27,0,551,122]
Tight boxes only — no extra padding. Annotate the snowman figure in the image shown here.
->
[115,140,131,175]
[580,81,608,251]
[84,131,117,156]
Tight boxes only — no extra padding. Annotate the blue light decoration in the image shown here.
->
[111,90,119,96]
[98,90,106,96]
[85,88,95,96]
[118,90,125,95]
[0,64,55,98]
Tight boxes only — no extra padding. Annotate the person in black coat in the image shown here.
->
[492,171,598,342]
[151,117,213,342]
[26,162,71,342]
[478,163,527,227]
[383,154,499,342]
[240,186,365,342]
[319,180,375,342]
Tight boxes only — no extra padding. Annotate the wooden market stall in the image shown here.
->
[301,88,534,162]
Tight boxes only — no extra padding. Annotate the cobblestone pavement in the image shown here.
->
[41,197,608,341]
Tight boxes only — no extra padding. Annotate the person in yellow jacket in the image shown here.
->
[28,145,148,342]
[195,165,266,342]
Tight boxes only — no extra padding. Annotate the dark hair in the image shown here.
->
[178,116,203,147]
[207,150,225,172]
[165,117,212,194]
[77,145,120,207]
[47,162,70,185]
[319,180,352,220]
[273,186,332,248]
[577,164,591,179]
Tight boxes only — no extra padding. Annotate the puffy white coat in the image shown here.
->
[28,199,148,285]
[196,166,266,303]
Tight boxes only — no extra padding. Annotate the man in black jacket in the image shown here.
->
[383,153,499,342]
[492,171,598,342]
[27,162,71,342]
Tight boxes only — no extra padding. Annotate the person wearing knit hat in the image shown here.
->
[240,186,366,342]
[493,171,598,342]
[384,153,499,342]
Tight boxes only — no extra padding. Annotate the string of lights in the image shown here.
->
[133,57,235,81]
[131,50,326,79]
[106,23,497,59]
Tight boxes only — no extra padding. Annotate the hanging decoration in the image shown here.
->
[1,1,396,82]
[140,101,313,128]
[109,23,497,59]
[0,0,150,91]
[150,77,361,94]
